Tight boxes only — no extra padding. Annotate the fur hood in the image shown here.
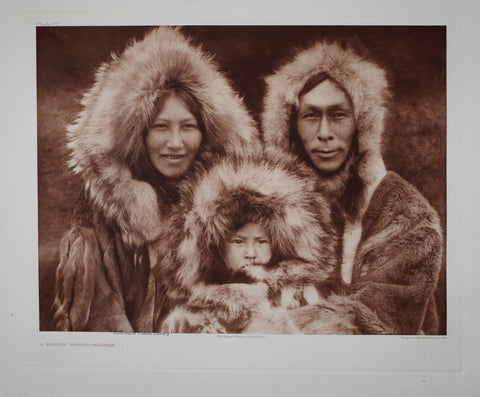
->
[67,27,259,246]
[262,41,391,217]
[155,147,339,302]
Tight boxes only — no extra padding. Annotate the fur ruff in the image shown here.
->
[261,40,390,219]
[261,41,392,285]
[66,27,259,247]
[260,41,443,334]
[153,148,340,322]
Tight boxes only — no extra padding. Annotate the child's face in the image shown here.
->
[225,222,272,273]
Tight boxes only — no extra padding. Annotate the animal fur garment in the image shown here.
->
[53,27,259,331]
[262,40,390,214]
[66,26,259,247]
[261,41,443,334]
[151,147,341,333]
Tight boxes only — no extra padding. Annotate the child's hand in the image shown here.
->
[243,264,269,281]
[280,287,301,309]
[225,282,271,317]
[187,282,271,331]
[302,284,324,305]
[277,285,325,309]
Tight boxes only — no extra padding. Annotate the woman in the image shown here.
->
[52,27,259,332]
[260,40,443,334]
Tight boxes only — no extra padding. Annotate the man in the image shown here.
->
[261,41,443,334]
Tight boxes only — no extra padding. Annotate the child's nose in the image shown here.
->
[244,243,256,259]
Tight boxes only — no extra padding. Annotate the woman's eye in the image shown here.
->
[152,123,168,130]
[232,239,243,245]
[257,240,269,245]
[183,123,198,129]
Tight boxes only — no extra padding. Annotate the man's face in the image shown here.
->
[224,222,272,273]
[296,79,356,173]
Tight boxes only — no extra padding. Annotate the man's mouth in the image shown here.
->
[313,149,340,159]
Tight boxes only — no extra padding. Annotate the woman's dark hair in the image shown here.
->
[152,85,206,134]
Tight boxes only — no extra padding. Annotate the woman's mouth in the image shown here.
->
[161,154,186,160]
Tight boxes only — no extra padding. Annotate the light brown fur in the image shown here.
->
[153,148,340,333]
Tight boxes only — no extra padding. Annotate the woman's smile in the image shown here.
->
[161,154,187,160]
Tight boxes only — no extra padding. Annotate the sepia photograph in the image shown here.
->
[37,25,446,335]
[3,0,480,394]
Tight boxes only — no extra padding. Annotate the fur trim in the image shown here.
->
[154,147,339,311]
[286,294,393,335]
[67,27,259,246]
[52,227,98,331]
[261,41,391,283]
[261,40,390,215]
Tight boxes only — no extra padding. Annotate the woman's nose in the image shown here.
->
[166,127,184,149]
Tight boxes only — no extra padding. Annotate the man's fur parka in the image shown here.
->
[53,27,259,331]
[261,40,443,334]
[151,148,341,333]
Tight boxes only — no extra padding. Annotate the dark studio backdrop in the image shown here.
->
[37,26,446,333]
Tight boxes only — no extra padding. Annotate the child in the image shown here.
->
[223,216,329,310]
[152,148,341,333]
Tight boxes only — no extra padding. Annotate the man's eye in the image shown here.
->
[152,123,168,130]
[301,112,317,120]
[257,240,269,245]
[183,123,198,129]
[331,112,347,120]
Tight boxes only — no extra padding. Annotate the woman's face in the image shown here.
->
[296,79,356,173]
[146,95,202,177]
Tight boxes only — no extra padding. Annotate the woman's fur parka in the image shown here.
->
[67,26,259,247]
[53,27,259,331]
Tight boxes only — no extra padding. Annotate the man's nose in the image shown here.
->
[317,119,334,141]
[166,127,184,149]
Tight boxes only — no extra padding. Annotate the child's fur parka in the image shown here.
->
[152,148,341,333]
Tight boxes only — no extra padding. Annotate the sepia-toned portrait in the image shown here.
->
[37,26,446,335]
